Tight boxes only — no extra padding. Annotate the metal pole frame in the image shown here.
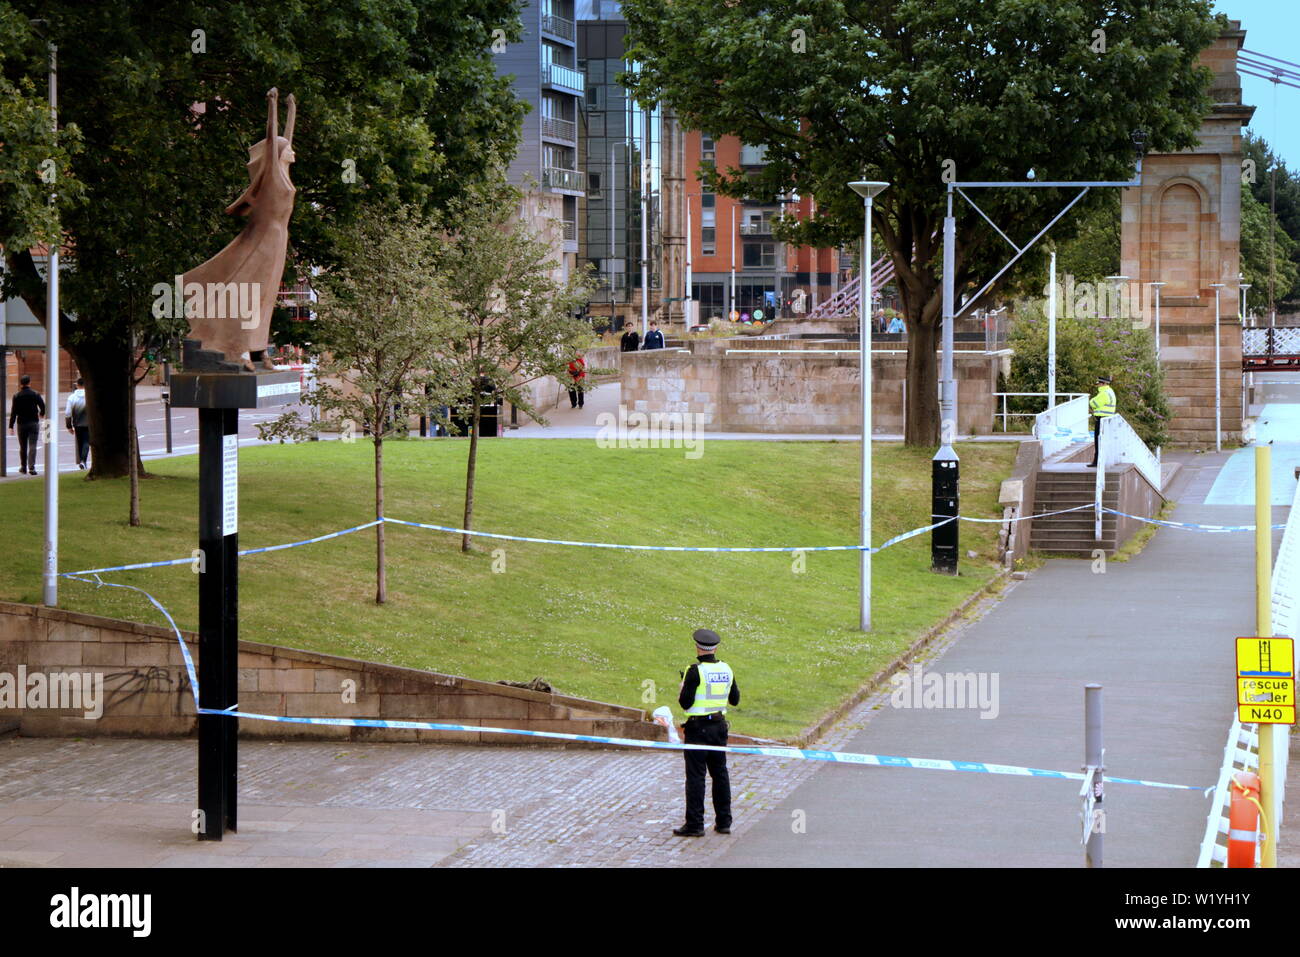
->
[860,194,874,630]
[1255,444,1277,868]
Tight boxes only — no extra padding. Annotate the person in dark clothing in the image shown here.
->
[8,375,46,475]
[619,326,640,352]
[641,321,665,350]
[673,627,740,837]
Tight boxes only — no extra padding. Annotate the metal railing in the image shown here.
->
[994,393,1087,432]
[739,222,773,236]
[541,116,576,141]
[1032,395,1090,461]
[1099,411,1161,492]
[541,13,575,40]
[560,219,576,241]
[542,166,585,191]
[542,62,584,93]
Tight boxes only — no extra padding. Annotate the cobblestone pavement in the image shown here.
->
[0,583,1008,868]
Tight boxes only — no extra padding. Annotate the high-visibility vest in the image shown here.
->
[1089,385,1116,418]
[685,661,734,716]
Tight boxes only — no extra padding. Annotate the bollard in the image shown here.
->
[1084,683,1104,867]
[931,447,959,574]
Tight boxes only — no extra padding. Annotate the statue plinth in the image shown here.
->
[169,368,301,410]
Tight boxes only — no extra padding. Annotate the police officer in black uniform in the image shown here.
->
[673,628,740,837]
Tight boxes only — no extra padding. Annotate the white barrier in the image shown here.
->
[1197,473,1299,866]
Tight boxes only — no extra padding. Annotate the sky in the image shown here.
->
[1213,0,1300,170]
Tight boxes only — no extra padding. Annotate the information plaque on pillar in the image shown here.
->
[222,434,238,536]
[1236,636,1295,725]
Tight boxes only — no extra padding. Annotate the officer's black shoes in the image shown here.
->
[673,826,705,837]
[714,824,731,834]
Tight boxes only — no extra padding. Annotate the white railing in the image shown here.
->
[1198,475,1299,866]
[541,116,576,141]
[1032,395,1090,461]
[541,12,575,40]
[1244,327,1300,356]
[1100,411,1161,492]
[542,166,585,191]
[995,392,1087,432]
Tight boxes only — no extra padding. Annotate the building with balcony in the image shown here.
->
[576,1,684,331]
[683,133,842,323]
[494,0,585,277]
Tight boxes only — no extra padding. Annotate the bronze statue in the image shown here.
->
[183,88,296,371]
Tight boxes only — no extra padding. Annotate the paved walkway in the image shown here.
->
[716,449,1287,867]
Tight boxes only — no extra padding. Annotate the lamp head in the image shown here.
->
[848,180,889,200]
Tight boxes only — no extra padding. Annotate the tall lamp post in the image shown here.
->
[1210,283,1225,452]
[1147,280,1165,363]
[42,35,59,607]
[728,205,736,322]
[849,180,888,632]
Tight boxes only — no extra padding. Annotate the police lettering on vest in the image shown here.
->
[686,661,734,716]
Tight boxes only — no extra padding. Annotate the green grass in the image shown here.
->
[0,438,1016,740]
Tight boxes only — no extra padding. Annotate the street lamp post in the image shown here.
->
[685,194,693,330]
[1210,282,1225,453]
[849,181,888,632]
[1147,280,1165,363]
[729,205,736,322]
[43,38,59,607]
[1048,251,1058,414]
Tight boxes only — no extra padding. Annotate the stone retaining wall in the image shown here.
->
[621,349,1000,435]
[0,601,663,748]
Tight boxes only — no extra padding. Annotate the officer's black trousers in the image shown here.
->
[1090,416,1104,466]
[683,715,731,830]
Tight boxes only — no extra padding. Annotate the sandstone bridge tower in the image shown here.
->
[1120,19,1254,446]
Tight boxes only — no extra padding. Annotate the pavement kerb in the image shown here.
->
[790,568,1012,749]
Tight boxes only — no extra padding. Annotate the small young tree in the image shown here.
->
[435,175,593,551]
[260,204,453,602]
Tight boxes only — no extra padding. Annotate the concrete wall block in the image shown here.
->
[25,642,83,667]
[259,668,316,693]
[82,642,126,666]
[123,642,175,668]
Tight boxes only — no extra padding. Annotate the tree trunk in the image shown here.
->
[462,397,481,553]
[905,319,941,446]
[374,434,386,604]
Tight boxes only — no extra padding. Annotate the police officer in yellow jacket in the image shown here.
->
[673,628,740,837]
[1088,375,1117,468]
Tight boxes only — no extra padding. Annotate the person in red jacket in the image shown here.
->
[567,352,587,409]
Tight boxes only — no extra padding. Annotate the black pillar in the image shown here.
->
[197,406,238,839]
[931,447,959,574]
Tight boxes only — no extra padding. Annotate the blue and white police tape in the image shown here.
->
[61,505,1096,579]
[192,706,1210,793]
[1101,508,1287,533]
[63,574,202,711]
[66,571,1210,795]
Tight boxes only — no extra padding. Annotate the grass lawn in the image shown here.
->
[0,438,1016,740]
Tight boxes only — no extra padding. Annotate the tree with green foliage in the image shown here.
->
[1007,301,1170,448]
[622,0,1223,445]
[433,175,594,552]
[258,205,455,604]
[1243,131,1300,313]
[0,0,526,484]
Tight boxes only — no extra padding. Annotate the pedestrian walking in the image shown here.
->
[641,321,665,350]
[7,374,45,476]
[567,352,586,409]
[619,324,641,352]
[1088,374,1117,468]
[64,377,90,470]
[673,627,739,837]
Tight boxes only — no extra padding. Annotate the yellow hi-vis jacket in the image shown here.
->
[1089,385,1116,418]
[685,661,734,716]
